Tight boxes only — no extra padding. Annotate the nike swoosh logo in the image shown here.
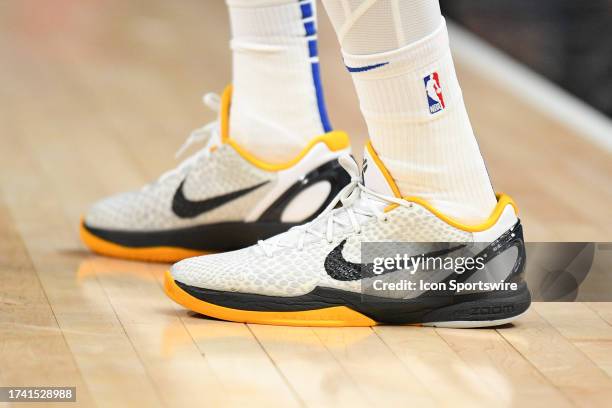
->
[324,239,466,281]
[172,179,269,219]
[345,62,389,73]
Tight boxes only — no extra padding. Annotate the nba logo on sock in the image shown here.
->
[423,72,445,114]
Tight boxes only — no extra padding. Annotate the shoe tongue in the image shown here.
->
[362,144,401,198]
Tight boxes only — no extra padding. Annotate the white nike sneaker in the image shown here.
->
[166,141,531,327]
[81,86,351,262]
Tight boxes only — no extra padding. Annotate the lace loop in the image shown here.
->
[174,92,222,159]
[143,92,222,190]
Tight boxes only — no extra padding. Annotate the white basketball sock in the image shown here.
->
[322,0,496,223]
[227,0,332,164]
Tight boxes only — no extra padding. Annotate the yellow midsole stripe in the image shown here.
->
[79,220,208,263]
[164,270,377,327]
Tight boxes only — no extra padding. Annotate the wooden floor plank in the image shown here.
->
[534,303,612,378]
[374,326,500,407]
[311,327,435,407]
[498,307,612,407]
[181,320,301,407]
[248,325,371,408]
[585,302,612,327]
[0,200,95,407]
[79,257,226,407]
[435,326,573,407]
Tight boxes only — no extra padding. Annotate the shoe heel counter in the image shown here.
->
[486,220,527,284]
[258,158,351,223]
[509,220,527,282]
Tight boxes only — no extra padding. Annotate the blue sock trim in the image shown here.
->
[308,40,318,58]
[298,1,332,132]
[300,2,313,19]
[311,62,332,132]
[304,21,316,36]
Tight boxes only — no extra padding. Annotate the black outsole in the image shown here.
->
[176,280,531,325]
[83,221,299,251]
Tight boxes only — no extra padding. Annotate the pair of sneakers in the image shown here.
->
[82,86,530,327]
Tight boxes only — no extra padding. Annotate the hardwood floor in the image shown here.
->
[1,1,611,407]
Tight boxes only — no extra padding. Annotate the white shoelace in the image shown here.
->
[143,93,221,190]
[256,155,413,257]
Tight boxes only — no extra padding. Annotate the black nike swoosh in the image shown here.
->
[172,179,269,219]
[324,239,466,281]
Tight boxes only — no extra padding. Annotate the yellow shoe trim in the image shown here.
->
[365,140,402,198]
[227,130,349,171]
[79,220,208,263]
[163,271,377,327]
[365,139,519,232]
[220,85,232,143]
[219,84,350,171]
[384,193,519,233]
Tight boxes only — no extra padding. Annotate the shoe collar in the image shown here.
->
[219,84,350,172]
[363,140,519,232]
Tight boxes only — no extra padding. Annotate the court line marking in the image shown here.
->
[448,21,612,153]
